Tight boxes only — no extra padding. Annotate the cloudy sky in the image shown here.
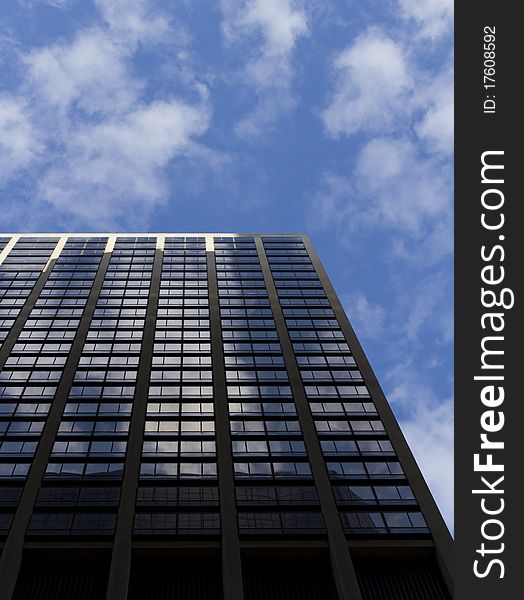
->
[0,0,453,527]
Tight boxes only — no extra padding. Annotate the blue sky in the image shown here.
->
[0,0,453,527]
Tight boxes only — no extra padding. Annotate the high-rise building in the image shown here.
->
[0,234,452,600]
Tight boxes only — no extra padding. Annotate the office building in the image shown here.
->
[0,234,452,600]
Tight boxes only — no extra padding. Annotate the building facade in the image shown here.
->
[0,234,452,600]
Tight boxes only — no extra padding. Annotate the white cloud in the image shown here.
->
[402,273,453,342]
[355,136,453,263]
[311,137,452,263]
[321,28,453,159]
[398,0,453,40]
[23,29,140,115]
[18,0,73,7]
[94,0,170,46]
[400,399,454,530]
[20,1,175,118]
[344,292,386,340]
[321,29,411,137]
[38,97,211,227]
[415,67,453,155]
[20,0,181,120]
[386,362,453,530]
[221,0,307,62]
[0,0,215,229]
[355,137,451,234]
[0,96,40,183]
[220,0,308,137]
[309,172,349,231]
